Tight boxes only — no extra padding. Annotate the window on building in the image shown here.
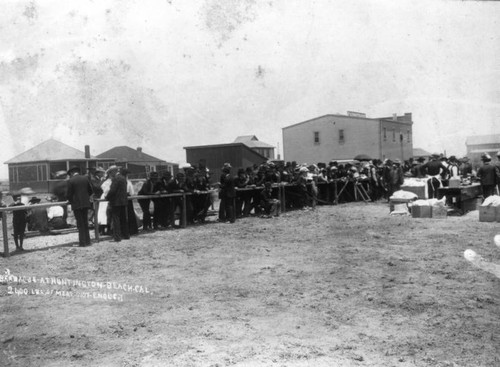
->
[314,131,320,144]
[383,127,387,141]
[392,129,395,142]
[18,165,38,182]
[407,130,410,143]
[339,129,345,143]
[9,166,16,183]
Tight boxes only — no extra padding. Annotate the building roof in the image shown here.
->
[184,142,267,159]
[97,146,169,164]
[233,135,274,149]
[412,148,432,157]
[4,138,98,164]
[465,134,500,146]
[282,113,413,130]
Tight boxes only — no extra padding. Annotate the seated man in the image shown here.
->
[27,197,49,233]
[260,181,280,218]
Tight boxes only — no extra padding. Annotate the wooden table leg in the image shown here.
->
[2,212,9,258]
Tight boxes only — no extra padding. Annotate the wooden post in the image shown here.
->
[281,184,286,213]
[181,193,187,228]
[94,200,100,242]
[334,180,338,205]
[2,212,9,258]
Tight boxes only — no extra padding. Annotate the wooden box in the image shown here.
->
[431,205,448,219]
[461,198,481,213]
[412,205,432,218]
[479,205,498,222]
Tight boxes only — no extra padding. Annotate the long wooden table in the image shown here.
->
[437,183,482,214]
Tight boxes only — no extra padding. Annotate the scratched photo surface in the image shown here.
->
[1,1,500,366]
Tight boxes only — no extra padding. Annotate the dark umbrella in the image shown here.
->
[353,154,371,161]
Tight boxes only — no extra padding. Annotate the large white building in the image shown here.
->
[282,112,413,164]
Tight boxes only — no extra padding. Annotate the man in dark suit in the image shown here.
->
[105,166,129,242]
[138,171,158,231]
[220,163,236,223]
[66,166,93,247]
[477,153,498,200]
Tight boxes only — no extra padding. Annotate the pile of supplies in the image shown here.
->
[411,196,448,219]
[389,190,448,218]
[479,195,500,222]
[389,190,418,216]
[400,178,428,199]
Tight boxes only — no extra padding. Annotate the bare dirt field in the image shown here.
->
[1,202,499,367]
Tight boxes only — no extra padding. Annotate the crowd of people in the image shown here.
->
[2,150,499,251]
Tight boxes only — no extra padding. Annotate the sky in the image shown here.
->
[0,0,499,178]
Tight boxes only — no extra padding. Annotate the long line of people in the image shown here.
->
[4,151,498,252]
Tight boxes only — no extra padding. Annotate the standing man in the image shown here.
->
[66,166,93,247]
[105,166,130,242]
[218,163,236,223]
[495,151,500,195]
[421,153,449,198]
[138,171,158,231]
[477,153,498,200]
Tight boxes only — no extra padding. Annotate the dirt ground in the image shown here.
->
[1,202,499,367]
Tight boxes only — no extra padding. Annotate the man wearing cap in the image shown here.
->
[477,153,498,199]
[105,166,130,242]
[66,166,93,247]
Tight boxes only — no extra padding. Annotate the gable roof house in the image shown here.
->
[4,139,114,192]
[233,136,275,159]
[97,146,178,179]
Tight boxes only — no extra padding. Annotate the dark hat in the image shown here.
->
[481,153,491,161]
[417,157,425,162]
[105,165,119,175]
[29,196,41,204]
[237,168,246,175]
[67,166,81,175]
[120,168,130,176]
[149,171,159,178]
